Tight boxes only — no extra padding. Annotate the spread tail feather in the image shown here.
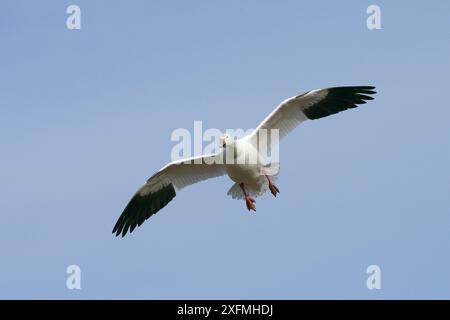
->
[227,163,279,200]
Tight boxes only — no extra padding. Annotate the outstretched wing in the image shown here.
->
[113,153,226,237]
[246,86,377,153]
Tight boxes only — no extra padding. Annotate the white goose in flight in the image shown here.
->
[113,86,376,237]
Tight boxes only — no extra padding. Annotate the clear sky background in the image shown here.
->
[1,1,449,299]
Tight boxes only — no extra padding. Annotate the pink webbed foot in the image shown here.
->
[268,183,280,197]
[265,175,280,197]
[245,196,256,212]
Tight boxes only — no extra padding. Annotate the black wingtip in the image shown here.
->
[112,183,176,238]
[303,85,377,120]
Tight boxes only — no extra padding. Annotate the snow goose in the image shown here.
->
[113,86,376,236]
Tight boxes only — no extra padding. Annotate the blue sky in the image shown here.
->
[1,1,449,299]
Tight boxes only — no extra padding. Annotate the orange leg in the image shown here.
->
[265,175,280,197]
[239,183,256,212]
